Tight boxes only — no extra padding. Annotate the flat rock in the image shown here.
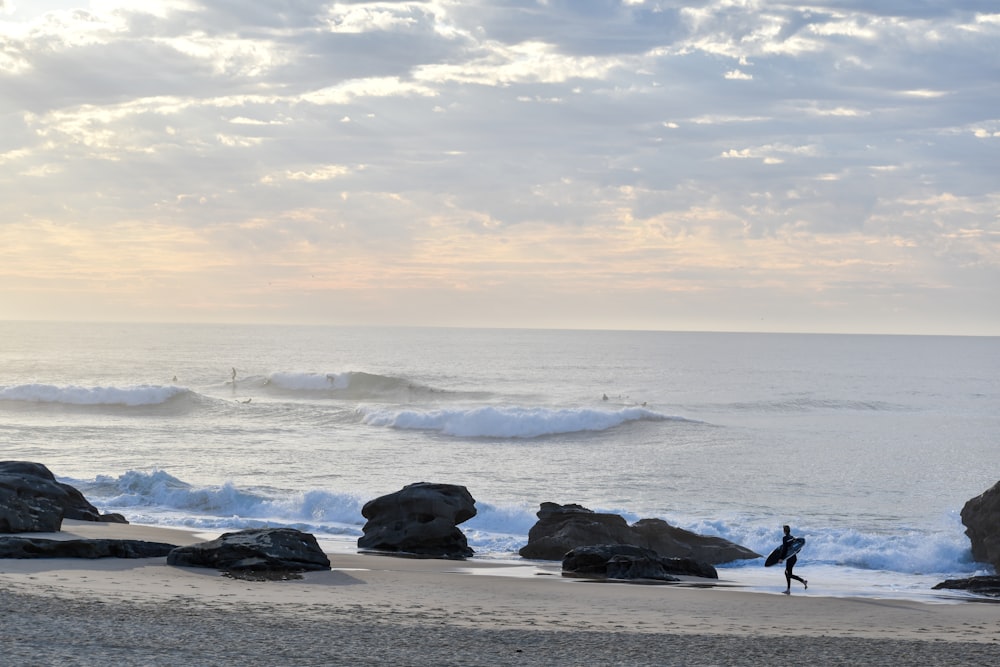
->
[167,527,331,572]
[562,544,718,581]
[933,575,1000,597]
[0,536,176,559]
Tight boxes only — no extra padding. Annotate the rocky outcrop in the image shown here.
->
[0,536,176,559]
[518,503,759,565]
[167,528,331,572]
[358,482,476,559]
[933,576,1000,597]
[0,461,127,532]
[562,544,719,582]
[960,481,1000,572]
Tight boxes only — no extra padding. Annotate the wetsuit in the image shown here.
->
[782,533,807,590]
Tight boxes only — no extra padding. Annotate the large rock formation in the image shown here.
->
[0,536,176,559]
[518,502,759,565]
[960,481,1000,572]
[167,527,330,572]
[562,544,719,582]
[358,482,476,559]
[0,461,127,533]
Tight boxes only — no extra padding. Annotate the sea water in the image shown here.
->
[1,322,998,602]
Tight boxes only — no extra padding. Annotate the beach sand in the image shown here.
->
[2,522,998,666]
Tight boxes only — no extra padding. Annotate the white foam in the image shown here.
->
[73,470,367,538]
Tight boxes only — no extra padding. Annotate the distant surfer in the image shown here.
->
[780,525,808,594]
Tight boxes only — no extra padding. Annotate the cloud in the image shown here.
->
[0,0,998,333]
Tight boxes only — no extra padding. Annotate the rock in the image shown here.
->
[631,518,757,566]
[563,544,679,582]
[0,461,125,532]
[960,481,1000,572]
[562,544,718,581]
[167,528,331,572]
[932,576,1000,597]
[518,502,759,565]
[358,482,476,559]
[605,554,678,582]
[0,536,176,559]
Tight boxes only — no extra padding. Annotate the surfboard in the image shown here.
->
[764,537,805,567]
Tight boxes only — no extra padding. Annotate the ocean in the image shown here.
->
[1,322,997,601]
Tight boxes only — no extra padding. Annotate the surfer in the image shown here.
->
[780,525,808,594]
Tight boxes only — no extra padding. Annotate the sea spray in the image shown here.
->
[70,471,367,538]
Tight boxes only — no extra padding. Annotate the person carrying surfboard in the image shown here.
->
[780,525,808,594]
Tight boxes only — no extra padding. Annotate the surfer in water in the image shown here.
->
[780,525,808,594]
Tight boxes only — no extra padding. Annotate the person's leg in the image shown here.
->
[785,555,807,588]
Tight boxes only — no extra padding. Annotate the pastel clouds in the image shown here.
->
[0,1,998,334]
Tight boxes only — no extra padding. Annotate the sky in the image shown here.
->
[1,1,998,335]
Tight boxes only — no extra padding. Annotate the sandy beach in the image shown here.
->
[1,522,998,666]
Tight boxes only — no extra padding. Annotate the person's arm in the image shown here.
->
[779,536,791,559]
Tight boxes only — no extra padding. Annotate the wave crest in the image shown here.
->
[264,371,437,399]
[356,405,686,438]
[0,383,190,407]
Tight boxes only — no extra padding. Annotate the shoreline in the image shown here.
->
[2,522,999,664]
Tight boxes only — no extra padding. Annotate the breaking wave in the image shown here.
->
[260,371,449,400]
[0,383,191,408]
[355,405,690,438]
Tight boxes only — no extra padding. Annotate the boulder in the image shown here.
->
[605,554,678,582]
[561,543,720,582]
[0,536,176,559]
[563,544,717,580]
[0,461,127,532]
[518,502,759,565]
[932,576,1000,597]
[167,528,331,572]
[960,481,1000,572]
[358,482,476,559]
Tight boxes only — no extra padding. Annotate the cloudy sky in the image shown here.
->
[1,1,998,334]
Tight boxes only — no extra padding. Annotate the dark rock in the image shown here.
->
[562,544,718,581]
[960,481,1000,572]
[563,543,654,573]
[518,502,759,565]
[0,461,127,532]
[0,536,177,559]
[358,482,476,559]
[167,527,331,572]
[932,576,1000,597]
[605,554,677,581]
